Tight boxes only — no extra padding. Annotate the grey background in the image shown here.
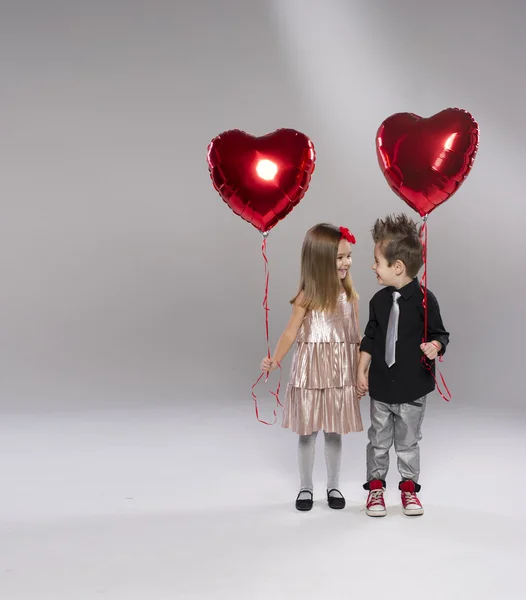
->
[0,0,523,414]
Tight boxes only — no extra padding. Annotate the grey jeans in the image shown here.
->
[366,397,427,485]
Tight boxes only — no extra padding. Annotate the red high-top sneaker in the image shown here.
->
[400,480,424,516]
[365,480,387,517]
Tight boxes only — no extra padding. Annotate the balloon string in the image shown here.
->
[419,218,451,402]
[251,235,283,425]
[262,236,270,361]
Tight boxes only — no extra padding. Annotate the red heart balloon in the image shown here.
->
[207,129,316,233]
[376,108,479,217]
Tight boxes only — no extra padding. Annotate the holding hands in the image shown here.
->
[357,370,369,398]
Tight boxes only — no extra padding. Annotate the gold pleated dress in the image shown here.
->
[282,293,363,435]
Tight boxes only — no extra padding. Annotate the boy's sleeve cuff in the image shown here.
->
[360,337,374,354]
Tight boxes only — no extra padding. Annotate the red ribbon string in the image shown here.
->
[251,234,283,425]
[419,218,451,402]
[420,218,429,341]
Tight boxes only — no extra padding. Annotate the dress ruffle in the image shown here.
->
[283,384,363,435]
[289,342,359,389]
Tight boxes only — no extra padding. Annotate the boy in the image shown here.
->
[357,214,449,517]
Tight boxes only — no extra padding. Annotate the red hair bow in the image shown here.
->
[339,226,356,244]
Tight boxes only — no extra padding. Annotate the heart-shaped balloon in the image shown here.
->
[376,108,479,217]
[207,129,316,233]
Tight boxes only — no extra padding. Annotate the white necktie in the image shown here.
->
[385,291,401,368]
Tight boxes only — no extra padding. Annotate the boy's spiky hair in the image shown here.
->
[372,214,423,277]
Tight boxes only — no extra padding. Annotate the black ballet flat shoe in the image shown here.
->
[295,490,313,511]
[327,489,346,509]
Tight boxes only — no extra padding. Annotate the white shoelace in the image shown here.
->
[368,489,384,506]
[402,491,421,506]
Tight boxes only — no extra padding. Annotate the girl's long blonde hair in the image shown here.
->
[290,223,358,312]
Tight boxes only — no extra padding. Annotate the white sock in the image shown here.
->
[298,432,318,499]
[324,432,343,498]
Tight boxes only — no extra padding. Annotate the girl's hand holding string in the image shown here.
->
[261,356,279,373]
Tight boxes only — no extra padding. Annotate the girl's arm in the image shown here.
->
[354,298,363,339]
[272,302,306,363]
[261,295,306,371]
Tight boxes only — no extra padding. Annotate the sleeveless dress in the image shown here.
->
[282,293,363,435]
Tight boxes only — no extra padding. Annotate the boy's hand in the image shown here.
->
[261,356,279,373]
[357,371,369,397]
[420,341,442,361]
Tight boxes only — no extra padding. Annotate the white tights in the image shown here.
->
[297,431,343,500]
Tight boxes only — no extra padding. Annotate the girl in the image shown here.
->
[261,223,363,511]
